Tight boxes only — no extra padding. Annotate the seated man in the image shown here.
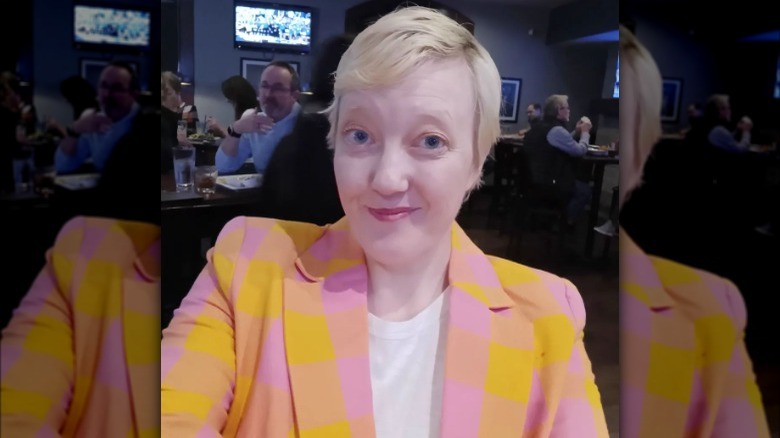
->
[55,61,140,174]
[523,94,592,226]
[216,61,301,175]
[517,102,541,136]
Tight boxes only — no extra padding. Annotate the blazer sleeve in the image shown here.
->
[712,279,770,438]
[161,217,245,437]
[1,237,79,436]
[550,279,609,438]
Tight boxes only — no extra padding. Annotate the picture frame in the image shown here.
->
[240,58,300,84]
[80,58,139,90]
[661,77,683,122]
[500,77,522,123]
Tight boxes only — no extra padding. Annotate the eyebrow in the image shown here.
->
[340,106,455,128]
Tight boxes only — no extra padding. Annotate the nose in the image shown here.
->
[370,143,410,196]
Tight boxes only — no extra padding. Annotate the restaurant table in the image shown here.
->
[161,166,263,328]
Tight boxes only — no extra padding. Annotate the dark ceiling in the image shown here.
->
[621,0,780,43]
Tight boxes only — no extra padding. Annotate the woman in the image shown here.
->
[162,7,607,437]
[0,216,160,437]
[619,25,769,437]
[206,75,258,138]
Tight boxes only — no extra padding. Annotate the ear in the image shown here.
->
[292,90,301,101]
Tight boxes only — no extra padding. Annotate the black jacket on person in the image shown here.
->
[255,111,344,226]
[522,117,579,199]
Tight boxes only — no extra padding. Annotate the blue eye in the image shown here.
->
[422,135,443,149]
[348,129,369,144]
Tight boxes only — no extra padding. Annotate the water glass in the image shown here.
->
[173,146,195,191]
[12,148,34,193]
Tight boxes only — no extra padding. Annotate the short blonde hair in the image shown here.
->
[323,6,501,188]
[619,25,662,201]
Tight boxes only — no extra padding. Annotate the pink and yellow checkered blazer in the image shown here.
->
[1,216,161,437]
[162,216,607,437]
[620,229,769,437]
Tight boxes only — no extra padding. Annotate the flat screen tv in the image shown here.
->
[234,2,313,54]
[612,54,620,98]
[74,3,151,51]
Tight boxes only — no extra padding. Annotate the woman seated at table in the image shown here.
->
[205,75,258,139]
[161,6,607,437]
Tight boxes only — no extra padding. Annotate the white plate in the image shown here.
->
[55,173,100,190]
[216,173,262,190]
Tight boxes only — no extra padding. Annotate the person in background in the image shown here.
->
[161,71,182,173]
[619,25,769,437]
[54,61,141,174]
[523,94,593,227]
[205,75,258,138]
[257,34,352,225]
[517,102,541,137]
[178,93,198,136]
[162,7,607,436]
[60,75,100,121]
[687,94,752,153]
[215,61,301,175]
[0,72,23,192]
[679,101,703,136]
[44,76,100,139]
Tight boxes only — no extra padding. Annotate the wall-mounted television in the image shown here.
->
[74,3,151,51]
[234,2,313,54]
[613,53,620,98]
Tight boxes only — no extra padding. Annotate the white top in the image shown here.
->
[369,290,449,438]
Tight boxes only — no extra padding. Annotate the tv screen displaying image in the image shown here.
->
[74,4,150,48]
[234,2,312,53]
[613,54,620,98]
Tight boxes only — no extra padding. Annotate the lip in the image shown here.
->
[368,207,418,222]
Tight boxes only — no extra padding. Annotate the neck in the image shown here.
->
[366,234,451,322]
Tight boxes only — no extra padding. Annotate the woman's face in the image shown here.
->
[333,58,479,267]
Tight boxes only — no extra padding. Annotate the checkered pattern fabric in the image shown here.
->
[1,216,161,437]
[620,229,769,437]
[161,216,607,437]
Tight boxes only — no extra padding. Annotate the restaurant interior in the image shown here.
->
[161,0,620,431]
[2,0,777,434]
[1,0,160,327]
[620,0,779,431]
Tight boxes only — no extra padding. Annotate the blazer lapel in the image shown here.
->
[119,223,161,437]
[284,219,377,436]
[440,224,534,436]
[620,229,696,435]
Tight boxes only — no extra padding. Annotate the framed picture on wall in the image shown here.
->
[661,77,683,122]
[80,58,139,90]
[500,77,522,123]
[80,59,109,89]
[240,58,300,84]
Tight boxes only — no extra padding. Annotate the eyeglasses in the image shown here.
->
[259,84,291,94]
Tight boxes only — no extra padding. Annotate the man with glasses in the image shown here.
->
[55,61,140,174]
[217,61,301,175]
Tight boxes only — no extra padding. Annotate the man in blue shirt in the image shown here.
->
[217,61,301,175]
[55,61,140,174]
